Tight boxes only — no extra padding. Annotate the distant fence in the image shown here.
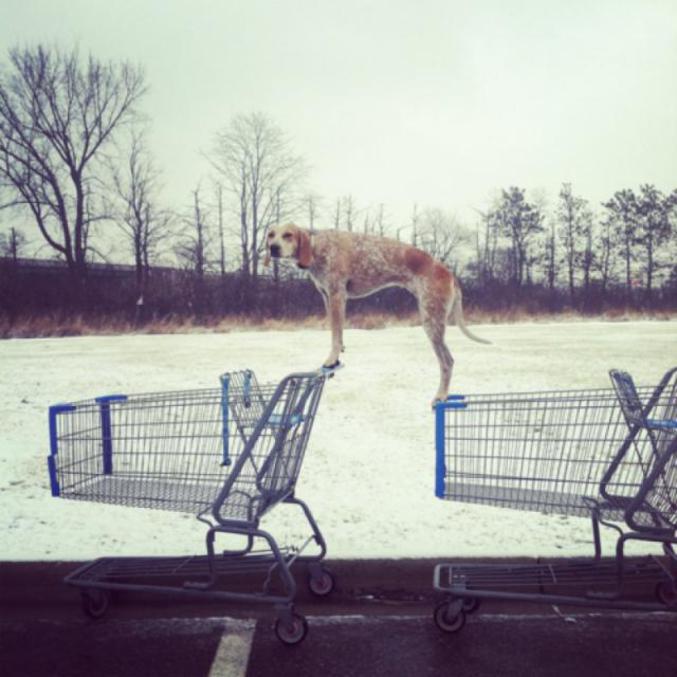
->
[0,257,674,321]
[0,257,418,319]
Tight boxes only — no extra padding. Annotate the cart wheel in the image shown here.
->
[308,569,335,597]
[462,597,480,614]
[80,588,111,620]
[434,602,466,634]
[274,612,309,646]
[655,580,677,607]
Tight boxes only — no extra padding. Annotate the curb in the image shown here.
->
[0,557,521,609]
[2,556,671,621]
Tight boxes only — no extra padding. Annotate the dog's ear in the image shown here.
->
[296,229,313,269]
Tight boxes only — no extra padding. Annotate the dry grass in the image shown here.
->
[0,307,674,339]
[470,307,677,325]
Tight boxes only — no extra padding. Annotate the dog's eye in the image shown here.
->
[268,232,275,238]
[283,233,293,240]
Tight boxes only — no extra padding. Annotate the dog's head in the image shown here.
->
[264,223,313,269]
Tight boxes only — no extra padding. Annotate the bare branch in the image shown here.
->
[0,44,146,288]
[207,112,306,279]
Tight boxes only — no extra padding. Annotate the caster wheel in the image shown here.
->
[309,569,335,597]
[655,580,677,607]
[462,597,480,614]
[274,612,309,646]
[80,588,111,620]
[434,602,466,634]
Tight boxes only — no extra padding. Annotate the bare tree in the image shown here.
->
[359,205,381,236]
[375,203,387,237]
[215,181,226,276]
[556,183,593,300]
[332,198,341,230]
[175,187,211,314]
[489,188,543,287]
[475,208,501,283]
[342,194,356,232]
[209,112,305,283]
[110,128,170,299]
[603,189,637,297]
[410,203,420,247]
[0,226,26,262]
[580,211,595,299]
[0,45,145,298]
[418,207,468,267]
[556,183,592,299]
[543,217,558,293]
[176,187,209,273]
[305,193,321,233]
[273,187,281,285]
[596,211,616,294]
[634,184,673,300]
[528,190,549,287]
[362,209,371,234]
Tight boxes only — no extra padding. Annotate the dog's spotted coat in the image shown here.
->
[266,224,489,404]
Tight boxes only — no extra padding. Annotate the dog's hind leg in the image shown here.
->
[414,272,455,405]
[421,308,454,406]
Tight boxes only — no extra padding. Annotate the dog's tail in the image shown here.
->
[449,287,491,345]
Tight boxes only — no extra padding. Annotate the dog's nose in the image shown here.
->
[270,244,281,257]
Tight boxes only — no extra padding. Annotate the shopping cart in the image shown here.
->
[47,367,339,645]
[432,367,677,634]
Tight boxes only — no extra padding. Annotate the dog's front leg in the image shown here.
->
[323,288,346,368]
[320,288,345,353]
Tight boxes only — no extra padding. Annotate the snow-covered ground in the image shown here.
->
[1,320,675,561]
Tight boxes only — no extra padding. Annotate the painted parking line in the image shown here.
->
[208,619,256,677]
[103,617,257,677]
[0,615,258,677]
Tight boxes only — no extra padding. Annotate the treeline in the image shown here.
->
[1,251,674,327]
[0,44,675,323]
[468,184,677,311]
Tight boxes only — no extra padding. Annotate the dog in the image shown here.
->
[265,223,489,404]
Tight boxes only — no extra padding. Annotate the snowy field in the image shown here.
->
[1,320,675,562]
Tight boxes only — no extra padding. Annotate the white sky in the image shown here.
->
[1,0,676,243]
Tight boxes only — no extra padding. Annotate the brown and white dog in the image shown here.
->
[265,223,489,404]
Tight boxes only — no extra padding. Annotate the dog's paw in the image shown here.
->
[321,362,343,378]
[431,394,449,409]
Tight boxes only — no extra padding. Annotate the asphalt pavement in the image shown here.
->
[1,559,676,677]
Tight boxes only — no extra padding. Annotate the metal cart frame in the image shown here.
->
[48,367,339,645]
[432,367,677,634]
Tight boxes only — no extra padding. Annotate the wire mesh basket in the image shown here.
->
[47,369,326,521]
[432,369,677,634]
[435,379,675,522]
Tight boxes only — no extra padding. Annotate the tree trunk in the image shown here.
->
[646,233,653,302]
[624,233,632,298]
[251,194,259,284]
[218,184,225,277]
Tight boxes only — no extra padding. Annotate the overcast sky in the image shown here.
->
[1,0,676,237]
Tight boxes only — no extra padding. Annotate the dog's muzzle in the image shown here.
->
[269,244,281,258]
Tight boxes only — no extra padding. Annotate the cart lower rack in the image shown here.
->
[47,367,339,645]
[432,367,677,634]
